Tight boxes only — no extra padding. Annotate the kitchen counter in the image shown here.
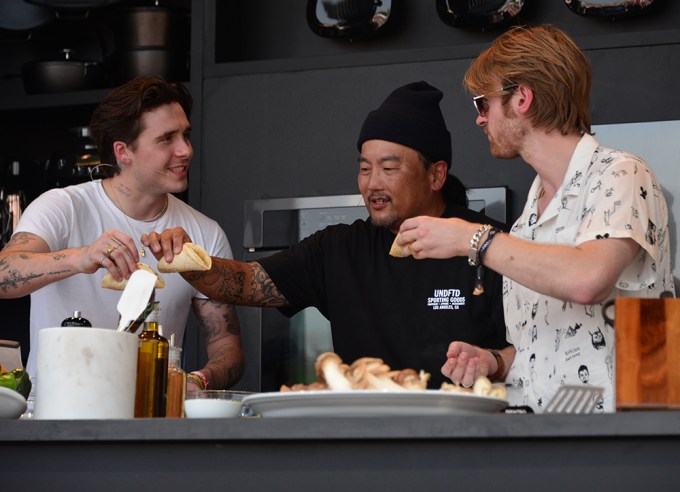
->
[2,411,679,491]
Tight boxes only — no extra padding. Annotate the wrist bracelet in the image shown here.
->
[486,349,505,382]
[477,227,502,266]
[189,371,209,390]
[468,224,491,267]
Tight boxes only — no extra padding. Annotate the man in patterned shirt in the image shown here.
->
[394,25,675,412]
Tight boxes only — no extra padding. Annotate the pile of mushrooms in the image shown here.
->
[280,352,507,399]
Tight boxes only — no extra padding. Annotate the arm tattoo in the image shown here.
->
[185,260,288,307]
[0,270,44,293]
[248,262,287,306]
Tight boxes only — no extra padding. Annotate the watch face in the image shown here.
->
[564,0,656,19]
[436,0,525,30]
[307,0,392,40]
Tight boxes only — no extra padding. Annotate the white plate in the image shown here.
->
[0,386,27,419]
[242,390,507,418]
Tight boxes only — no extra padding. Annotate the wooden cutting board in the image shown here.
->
[615,297,680,410]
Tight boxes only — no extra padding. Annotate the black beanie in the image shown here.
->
[357,81,452,169]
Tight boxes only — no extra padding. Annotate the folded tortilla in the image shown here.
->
[389,234,412,258]
[157,242,212,273]
[102,263,165,290]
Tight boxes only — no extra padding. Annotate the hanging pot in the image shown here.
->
[306,0,392,41]
[22,48,105,94]
[25,0,122,9]
[110,48,189,85]
[114,5,187,50]
[436,0,525,30]
[564,0,656,19]
[0,0,53,31]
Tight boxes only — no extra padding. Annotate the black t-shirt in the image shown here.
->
[257,205,508,388]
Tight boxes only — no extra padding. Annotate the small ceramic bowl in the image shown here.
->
[183,390,253,418]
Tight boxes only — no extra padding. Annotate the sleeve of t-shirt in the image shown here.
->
[13,188,73,251]
[575,155,669,289]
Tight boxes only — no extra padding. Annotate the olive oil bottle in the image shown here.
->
[165,334,187,418]
[134,302,168,418]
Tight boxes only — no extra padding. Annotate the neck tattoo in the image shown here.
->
[107,180,168,258]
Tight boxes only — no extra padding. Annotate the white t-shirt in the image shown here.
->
[15,180,233,377]
[504,134,675,413]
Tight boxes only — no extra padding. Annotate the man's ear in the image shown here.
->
[430,160,448,191]
[113,141,131,165]
[516,84,533,115]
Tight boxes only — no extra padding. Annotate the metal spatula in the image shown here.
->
[115,269,158,332]
[544,385,604,414]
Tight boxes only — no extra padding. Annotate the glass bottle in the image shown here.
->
[165,334,186,418]
[61,310,92,327]
[134,302,168,418]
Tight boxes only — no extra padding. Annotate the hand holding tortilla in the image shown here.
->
[102,263,165,290]
[157,242,212,273]
[389,234,413,258]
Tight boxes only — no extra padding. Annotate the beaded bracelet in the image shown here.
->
[188,371,209,390]
[468,224,491,267]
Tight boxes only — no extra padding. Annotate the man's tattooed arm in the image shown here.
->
[0,232,75,298]
[191,298,245,389]
[182,258,288,307]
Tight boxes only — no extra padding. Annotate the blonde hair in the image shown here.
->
[464,25,592,135]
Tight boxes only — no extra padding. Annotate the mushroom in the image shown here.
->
[393,368,430,390]
[472,375,493,396]
[315,352,353,391]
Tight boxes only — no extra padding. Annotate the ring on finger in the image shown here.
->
[100,255,108,267]
[106,244,116,256]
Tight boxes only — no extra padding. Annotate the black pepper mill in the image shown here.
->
[61,310,92,327]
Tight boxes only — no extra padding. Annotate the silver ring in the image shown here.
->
[100,255,108,267]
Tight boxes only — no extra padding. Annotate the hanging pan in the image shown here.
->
[0,0,53,32]
[307,0,392,41]
[564,0,656,19]
[436,0,525,30]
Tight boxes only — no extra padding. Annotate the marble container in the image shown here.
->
[34,327,138,419]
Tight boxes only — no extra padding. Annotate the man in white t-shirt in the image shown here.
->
[0,76,244,391]
[394,25,675,412]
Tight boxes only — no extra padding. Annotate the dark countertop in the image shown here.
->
[2,412,679,491]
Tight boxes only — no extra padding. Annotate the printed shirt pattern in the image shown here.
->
[504,134,675,413]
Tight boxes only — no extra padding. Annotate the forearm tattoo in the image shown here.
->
[247,262,287,306]
[185,260,287,307]
[0,233,71,293]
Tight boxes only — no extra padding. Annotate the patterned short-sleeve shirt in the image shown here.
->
[504,134,675,413]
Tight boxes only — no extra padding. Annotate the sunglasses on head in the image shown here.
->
[472,83,519,117]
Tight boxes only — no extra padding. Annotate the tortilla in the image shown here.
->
[157,242,212,273]
[102,263,165,291]
[389,234,412,258]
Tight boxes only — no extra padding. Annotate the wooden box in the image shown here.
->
[615,297,680,410]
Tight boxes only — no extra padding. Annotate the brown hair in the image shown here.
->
[463,25,592,136]
[89,75,193,175]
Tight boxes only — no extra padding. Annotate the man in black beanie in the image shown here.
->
[149,81,508,390]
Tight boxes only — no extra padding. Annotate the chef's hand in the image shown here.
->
[87,229,139,280]
[441,342,491,388]
[398,216,477,260]
[142,227,193,264]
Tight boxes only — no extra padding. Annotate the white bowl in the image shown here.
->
[183,390,252,418]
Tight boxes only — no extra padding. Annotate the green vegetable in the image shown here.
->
[0,369,32,399]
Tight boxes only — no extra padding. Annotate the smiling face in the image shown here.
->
[123,102,192,195]
[357,140,446,233]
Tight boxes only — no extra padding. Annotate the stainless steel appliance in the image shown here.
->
[238,187,507,391]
